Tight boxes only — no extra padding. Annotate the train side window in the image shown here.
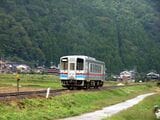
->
[90,64,92,72]
[77,58,84,70]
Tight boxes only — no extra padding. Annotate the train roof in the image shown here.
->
[60,55,105,64]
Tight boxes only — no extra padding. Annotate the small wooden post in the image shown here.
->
[46,88,50,98]
[16,74,20,95]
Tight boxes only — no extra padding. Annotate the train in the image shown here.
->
[59,55,105,89]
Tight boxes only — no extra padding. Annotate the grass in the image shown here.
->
[0,73,135,91]
[0,74,158,120]
[0,74,62,89]
[0,84,156,120]
[0,74,119,89]
[106,92,160,120]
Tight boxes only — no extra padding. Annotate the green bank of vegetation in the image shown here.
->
[107,92,160,120]
[0,0,160,73]
[0,84,156,120]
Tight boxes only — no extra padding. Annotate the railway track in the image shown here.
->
[0,84,144,101]
[0,88,67,101]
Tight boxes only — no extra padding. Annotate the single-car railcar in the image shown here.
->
[60,55,105,89]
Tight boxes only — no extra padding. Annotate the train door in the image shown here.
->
[76,58,85,80]
[68,57,76,79]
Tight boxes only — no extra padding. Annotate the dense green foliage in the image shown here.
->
[0,0,160,73]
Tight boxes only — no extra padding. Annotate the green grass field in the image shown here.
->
[0,73,130,92]
[0,74,62,89]
[0,83,157,120]
[0,73,151,90]
[0,74,116,90]
[0,74,158,120]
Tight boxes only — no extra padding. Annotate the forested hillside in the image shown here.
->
[0,0,160,73]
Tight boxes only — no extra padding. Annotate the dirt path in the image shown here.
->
[0,87,44,93]
[61,93,155,120]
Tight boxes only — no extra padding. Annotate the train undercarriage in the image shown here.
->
[61,80,103,89]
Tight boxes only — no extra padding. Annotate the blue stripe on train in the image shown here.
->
[60,74,86,79]
[60,74,68,79]
[76,75,86,79]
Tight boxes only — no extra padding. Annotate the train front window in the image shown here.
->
[61,58,68,70]
[77,58,84,70]
[70,63,75,70]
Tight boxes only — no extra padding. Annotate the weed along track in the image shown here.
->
[0,84,145,101]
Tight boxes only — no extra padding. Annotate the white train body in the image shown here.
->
[60,55,105,89]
